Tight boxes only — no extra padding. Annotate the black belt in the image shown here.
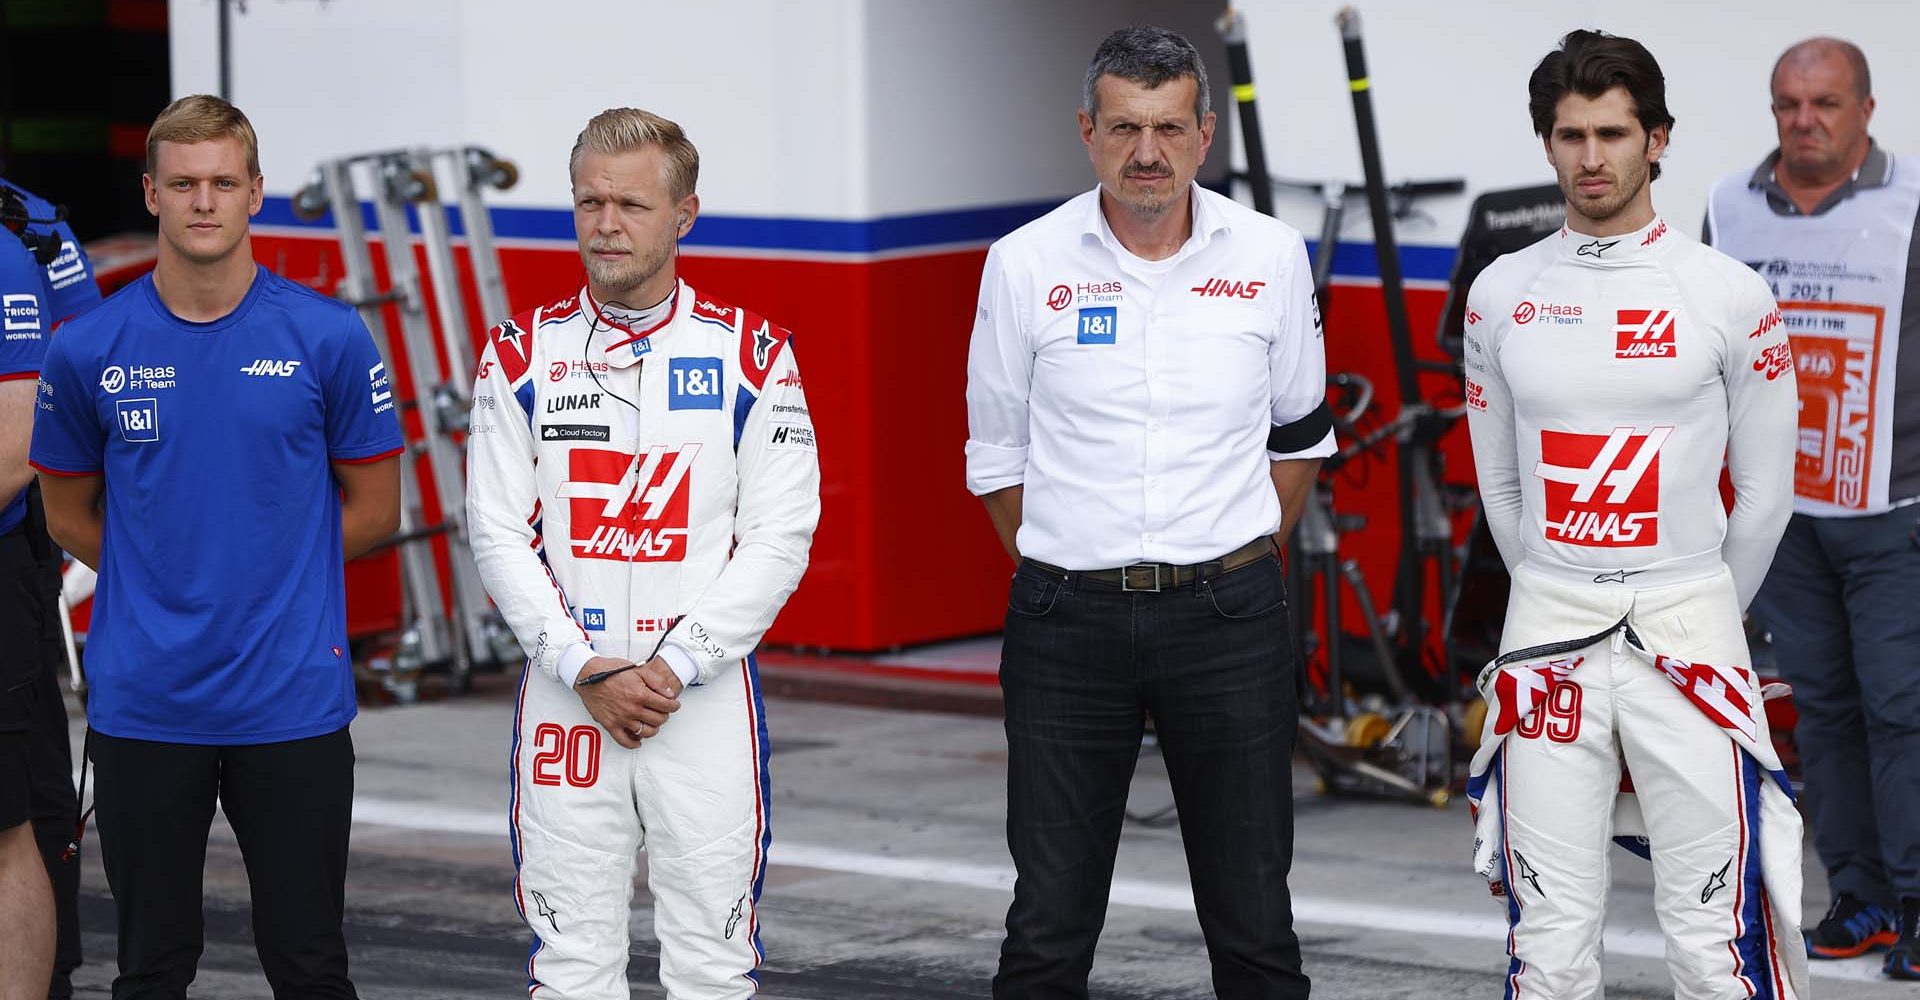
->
[1027,537,1274,592]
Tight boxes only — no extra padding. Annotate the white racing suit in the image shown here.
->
[467,281,820,1000]
[1461,217,1806,998]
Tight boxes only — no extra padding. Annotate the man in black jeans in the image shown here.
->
[964,27,1332,999]
[30,96,401,999]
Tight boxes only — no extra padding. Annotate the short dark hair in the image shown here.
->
[1527,29,1675,180]
[1084,26,1210,125]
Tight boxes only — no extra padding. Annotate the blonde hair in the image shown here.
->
[146,95,260,176]
[569,108,699,201]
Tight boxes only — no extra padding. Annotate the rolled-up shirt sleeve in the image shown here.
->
[965,244,1032,494]
[1267,236,1335,460]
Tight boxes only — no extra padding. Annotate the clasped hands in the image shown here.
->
[574,655,684,749]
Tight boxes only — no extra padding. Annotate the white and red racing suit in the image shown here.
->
[1461,216,1808,998]
[467,281,819,1000]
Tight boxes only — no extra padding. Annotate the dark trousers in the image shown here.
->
[0,493,83,999]
[1751,508,1920,906]
[30,666,81,1000]
[90,727,358,1000]
[993,554,1309,1000]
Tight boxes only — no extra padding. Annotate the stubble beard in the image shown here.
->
[582,235,674,301]
[1562,160,1648,227]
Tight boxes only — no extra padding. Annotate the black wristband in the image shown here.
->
[1268,401,1333,454]
[575,663,641,687]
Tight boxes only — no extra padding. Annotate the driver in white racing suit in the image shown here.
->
[1462,31,1808,998]
[467,109,819,1000]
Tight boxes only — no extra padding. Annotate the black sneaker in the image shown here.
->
[1806,893,1897,959]
[1884,897,1920,979]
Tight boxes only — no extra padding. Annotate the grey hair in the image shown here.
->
[1773,37,1871,101]
[1083,26,1211,124]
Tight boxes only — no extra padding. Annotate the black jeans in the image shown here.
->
[90,727,358,1000]
[994,553,1308,1000]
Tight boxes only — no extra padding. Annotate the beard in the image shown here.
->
[1112,165,1178,219]
[1559,155,1649,226]
[580,232,675,298]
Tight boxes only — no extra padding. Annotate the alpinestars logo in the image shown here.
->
[240,359,303,377]
[1536,427,1671,547]
[557,445,699,562]
[1615,309,1677,359]
[1700,858,1732,905]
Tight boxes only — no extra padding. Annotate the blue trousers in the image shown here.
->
[1752,507,1920,906]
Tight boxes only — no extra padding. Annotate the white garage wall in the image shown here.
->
[1231,0,1920,246]
[167,0,1920,248]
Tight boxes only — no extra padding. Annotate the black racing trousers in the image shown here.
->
[90,727,358,1000]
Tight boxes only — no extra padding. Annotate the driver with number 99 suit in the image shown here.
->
[466,107,819,1000]
[1461,30,1809,999]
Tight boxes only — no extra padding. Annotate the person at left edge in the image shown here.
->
[28,94,402,1000]
[0,172,101,1000]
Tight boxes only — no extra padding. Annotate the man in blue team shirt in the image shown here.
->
[0,172,101,1000]
[29,95,401,999]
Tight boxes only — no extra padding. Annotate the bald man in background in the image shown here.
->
[1705,37,1920,979]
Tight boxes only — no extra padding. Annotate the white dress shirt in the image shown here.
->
[965,184,1334,569]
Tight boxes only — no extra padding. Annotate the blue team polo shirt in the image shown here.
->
[29,265,403,744]
[1,181,101,534]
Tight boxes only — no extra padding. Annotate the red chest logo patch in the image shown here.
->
[1535,427,1670,547]
[1615,309,1677,359]
[556,445,700,562]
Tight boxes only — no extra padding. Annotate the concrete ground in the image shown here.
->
[51,653,1904,999]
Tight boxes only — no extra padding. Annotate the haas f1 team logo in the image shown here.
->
[1615,309,1677,359]
[557,445,699,562]
[1536,427,1670,547]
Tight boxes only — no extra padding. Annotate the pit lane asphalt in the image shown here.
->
[58,672,1903,998]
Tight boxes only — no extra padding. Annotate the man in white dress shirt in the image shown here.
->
[964,26,1333,1000]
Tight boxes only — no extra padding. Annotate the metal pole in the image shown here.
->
[1215,8,1274,216]
[326,158,451,668]
[453,148,513,326]
[1335,7,1429,672]
[408,149,478,384]
[1335,8,1418,407]
[370,155,482,682]
[218,0,232,101]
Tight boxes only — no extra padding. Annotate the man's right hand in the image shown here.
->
[574,655,681,749]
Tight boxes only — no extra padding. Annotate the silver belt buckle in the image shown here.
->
[1121,563,1164,592]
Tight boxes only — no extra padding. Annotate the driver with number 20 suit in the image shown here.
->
[1461,31,1808,998]
[466,109,819,1000]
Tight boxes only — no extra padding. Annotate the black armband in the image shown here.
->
[1267,401,1333,454]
